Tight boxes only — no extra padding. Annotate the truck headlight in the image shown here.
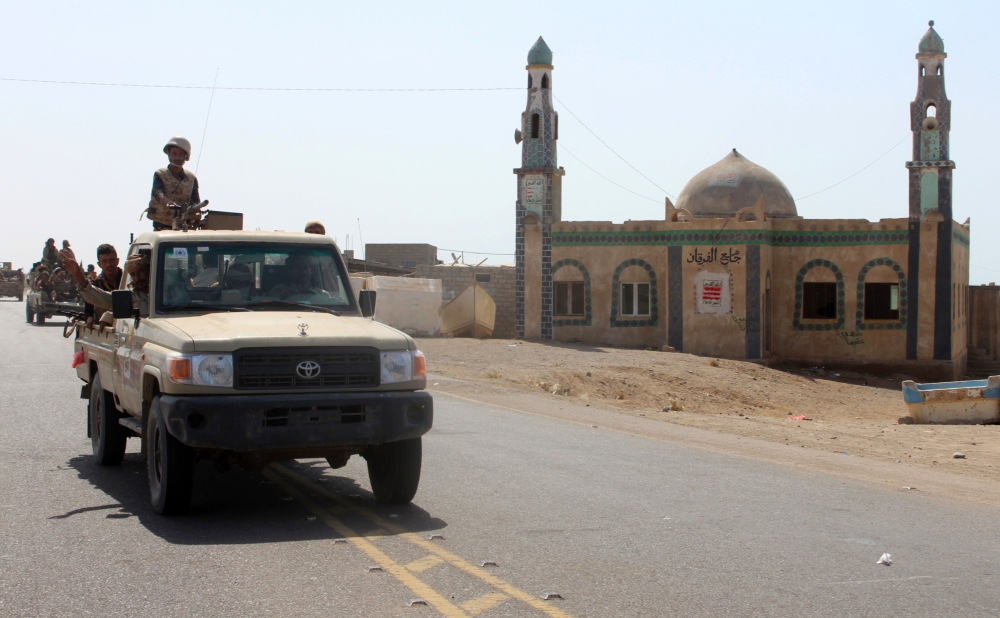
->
[380,350,422,384]
[193,354,234,387]
[167,354,233,387]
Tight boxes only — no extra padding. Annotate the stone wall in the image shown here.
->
[365,244,438,268]
[414,265,516,338]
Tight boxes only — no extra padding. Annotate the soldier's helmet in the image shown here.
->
[163,137,192,161]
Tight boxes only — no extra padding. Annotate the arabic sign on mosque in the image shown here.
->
[709,167,741,188]
[524,176,544,218]
[694,270,732,314]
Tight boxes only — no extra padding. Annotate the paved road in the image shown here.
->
[1,298,999,617]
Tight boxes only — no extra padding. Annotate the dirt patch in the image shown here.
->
[418,338,1000,482]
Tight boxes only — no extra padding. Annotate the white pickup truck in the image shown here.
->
[74,230,432,515]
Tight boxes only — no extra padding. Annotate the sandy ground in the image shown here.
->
[417,338,1000,483]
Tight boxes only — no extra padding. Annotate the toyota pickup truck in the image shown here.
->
[74,230,432,515]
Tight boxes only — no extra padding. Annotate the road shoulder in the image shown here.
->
[429,374,1000,508]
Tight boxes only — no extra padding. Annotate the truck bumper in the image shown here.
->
[157,391,432,452]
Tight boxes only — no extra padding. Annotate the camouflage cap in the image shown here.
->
[124,254,150,274]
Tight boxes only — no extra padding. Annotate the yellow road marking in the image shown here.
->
[272,464,575,618]
[461,592,509,615]
[406,554,445,573]
[262,469,469,618]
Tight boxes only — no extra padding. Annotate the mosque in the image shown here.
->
[513,22,970,380]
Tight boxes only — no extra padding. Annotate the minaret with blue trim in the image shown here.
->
[514,36,564,340]
[905,20,954,361]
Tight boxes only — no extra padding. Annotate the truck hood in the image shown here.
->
[160,311,413,352]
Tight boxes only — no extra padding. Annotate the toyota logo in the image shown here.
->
[296,361,321,379]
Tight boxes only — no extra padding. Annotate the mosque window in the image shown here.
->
[541,74,549,89]
[802,283,837,319]
[926,104,936,118]
[528,74,533,88]
[554,115,558,140]
[864,283,900,320]
[555,282,585,316]
[531,114,540,139]
[621,283,651,316]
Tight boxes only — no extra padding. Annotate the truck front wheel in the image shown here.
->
[35,311,45,325]
[147,396,195,515]
[90,373,127,466]
[365,438,422,504]
[25,303,33,323]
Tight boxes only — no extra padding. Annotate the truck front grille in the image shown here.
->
[234,347,379,391]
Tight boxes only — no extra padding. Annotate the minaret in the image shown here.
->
[905,20,954,361]
[907,20,952,218]
[514,36,564,340]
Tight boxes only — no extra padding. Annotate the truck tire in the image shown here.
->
[36,311,46,325]
[90,373,127,465]
[25,303,34,323]
[147,396,195,515]
[365,438,421,504]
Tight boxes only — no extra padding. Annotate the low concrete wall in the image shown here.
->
[366,277,442,337]
[414,265,516,338]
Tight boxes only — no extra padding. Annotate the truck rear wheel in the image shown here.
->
[365,438,421,504]
[25,303,34,323]
[147,396,195,515]
[90,373,127,466]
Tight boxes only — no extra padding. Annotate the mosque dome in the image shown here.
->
[527,37,553,66]
[918,21,945,53]
[675,149,798,219]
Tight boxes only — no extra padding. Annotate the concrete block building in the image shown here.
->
[514,24,970,380]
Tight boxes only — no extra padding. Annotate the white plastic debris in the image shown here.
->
[876,553,892,566]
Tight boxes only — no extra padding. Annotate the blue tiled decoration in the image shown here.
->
[792,259,846,331]
[610,258,658,328]
[856,258,908,331]
[551,259,592,327]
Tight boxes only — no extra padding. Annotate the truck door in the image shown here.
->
[113,247,149,415]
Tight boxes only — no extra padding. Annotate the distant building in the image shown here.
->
[514,25,970,380]
[365,243,439,268]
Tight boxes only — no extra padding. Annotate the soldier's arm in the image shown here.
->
[80,284,112,310]
[190,177,200,204]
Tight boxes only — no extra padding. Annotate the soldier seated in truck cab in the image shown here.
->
[266,254,333,300]
[221,263,254,301]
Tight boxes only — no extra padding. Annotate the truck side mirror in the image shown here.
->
[112,290,134,319]
[359,290,377,318]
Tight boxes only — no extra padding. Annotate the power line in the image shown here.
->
[554,95,676,199]
[971,264,1000,274]
[437,248,515,256]
[795,134,910,201]
[560,144,661,204]
[0,77,519,92]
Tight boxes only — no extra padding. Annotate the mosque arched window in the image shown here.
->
[920,65,925,77]
[531,114,540,139]
[926,104,937,118]
[554,115,558,140]
[937,65,942,76]
[541,74,549,89]
[528,74,533,88]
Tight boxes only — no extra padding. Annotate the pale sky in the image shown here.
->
[2,1,997,283]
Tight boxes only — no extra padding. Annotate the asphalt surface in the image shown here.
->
[1,298,999,617]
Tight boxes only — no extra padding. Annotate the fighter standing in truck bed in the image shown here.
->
[146,137,202,230]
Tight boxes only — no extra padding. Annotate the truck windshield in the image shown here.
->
[156,242,354,312]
